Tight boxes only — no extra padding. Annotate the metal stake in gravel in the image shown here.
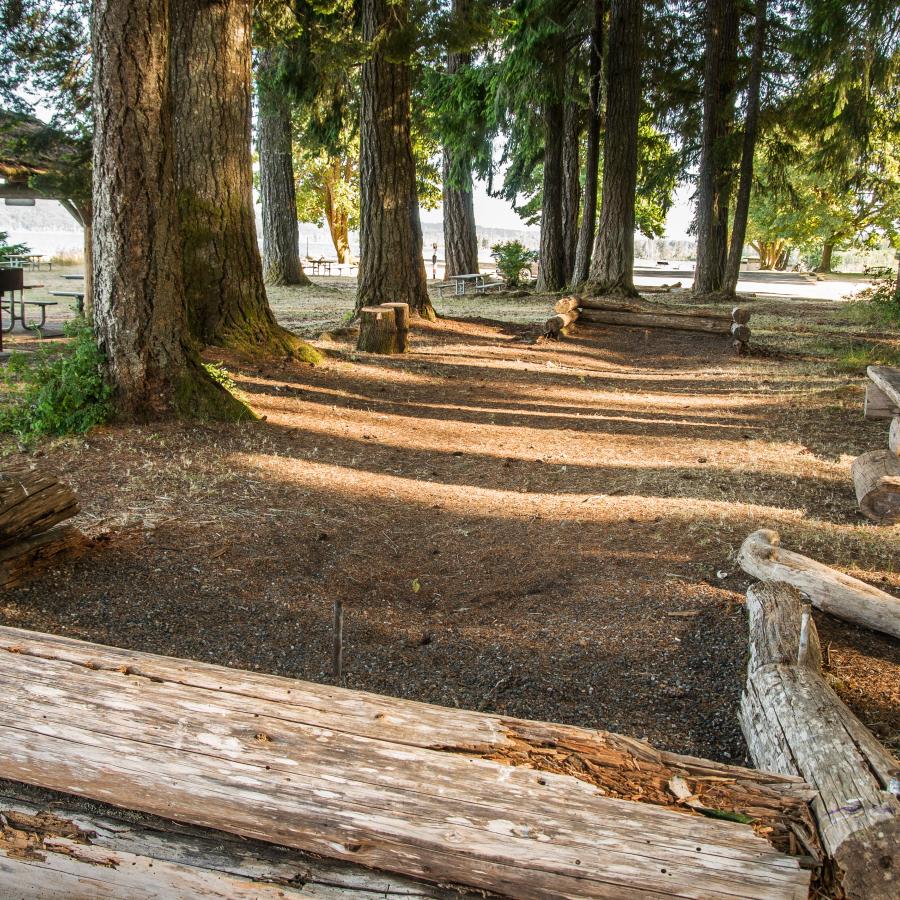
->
[332,599,343,680]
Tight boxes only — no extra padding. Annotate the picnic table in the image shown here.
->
[449,273,484,295]
[308,258,332,276]
[49,290,85,315]
[0,269,56,351]
[2,254,46,271]
[61,273,85,281]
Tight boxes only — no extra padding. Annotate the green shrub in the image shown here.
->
[850,271,900,326]
[0,322,112,442]
[0,230,29,258]
[490,240,538,288]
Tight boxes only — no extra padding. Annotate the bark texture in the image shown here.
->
[257,50,310,287]
[442,0,479,278]
[323,159,352,263]
[356,0,433,318]
[572,0,604,287]
[585,0,642,297]
[537,36,567,293]
[170,0,310,354]
[91,0,196,418]
[723,0,766,296]
[815,242,834,273]
[693,0,739,296]
[91,0,255,421]
[560,92,581,284]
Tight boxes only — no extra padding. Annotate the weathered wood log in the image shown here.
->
[0,469,79,546]
[851,449,900,523]
[545,309,579,335]
[0,525,89,591]
[731,322,751,342]
[578,308,731,334]
[357,306,398,354]
[867,365,900,408]
[864,383,897,419]
[579,296,733,320]
[740,582,900,900]
[737,529,900,639]
[732,306,751,324]
[553,296,579,314]
[379,302,410,352]
[890,416,899,455]
[0,625,816,899]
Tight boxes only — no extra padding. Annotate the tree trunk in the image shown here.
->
[356,0,433,318]
[585,0,642,297]
[722,0,766,296]
[537,34,567,294]
[815,241,834,273]
[91,0,245,421]
[560,89,581,285]
[693,0,739,296]
[170,0,312,356]
[80,201,93,319]
[572,0,604,288]
[323,160,352,264]
[257,49,310,287]
[442,0,479,279]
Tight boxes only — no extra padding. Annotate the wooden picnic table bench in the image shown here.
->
[49,289,85,315]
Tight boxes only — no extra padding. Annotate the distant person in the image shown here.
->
[431,243,438,280]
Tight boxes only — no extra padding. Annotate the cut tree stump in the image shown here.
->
[357,306,398,354]
[0,468,79,546]
[380,302,410,352]
[851,449,900,523]
[737,528,900,639]
[740,581,900,900]
[0,626,815,900]
[545,309,579,336]
[554,296,579,314]
[732,306,751,325]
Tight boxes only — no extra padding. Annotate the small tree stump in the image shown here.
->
[357,306,398,354]
[852,449,900,523]
[379,302,410,352]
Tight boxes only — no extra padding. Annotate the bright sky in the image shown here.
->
[421,179,696,240]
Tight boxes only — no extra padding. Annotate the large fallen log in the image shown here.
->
[0,625,816,899]
[579,296,734,320]
[737,529,900,639]
[554,296,579,314]
[851,449,900,523]
[740,582,900,900]
[0,525,89,591]
[578,307,731,334]
[0,468,79,546]
[545,308,579,335]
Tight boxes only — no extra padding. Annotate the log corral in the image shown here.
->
[0,468,87,590]
[740,582,900,900]
[550,294,752,352]
[737,528,900,639]
[0,626,816,899]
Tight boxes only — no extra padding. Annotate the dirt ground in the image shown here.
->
[1,270,898,765]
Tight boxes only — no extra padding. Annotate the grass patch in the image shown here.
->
[831,343,900,374]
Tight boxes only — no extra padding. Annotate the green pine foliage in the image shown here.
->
[0,322,112,442]
[0,230,29,257]
[490,240,537,286]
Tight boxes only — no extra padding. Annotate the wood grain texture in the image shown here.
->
[0,469,78,546]
[851,450,900,524]
[0,626,811,900]
[740,582,900,900]
[738,528,900,639]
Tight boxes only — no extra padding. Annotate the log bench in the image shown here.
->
[852,366,900,523]
[0,626,815,899]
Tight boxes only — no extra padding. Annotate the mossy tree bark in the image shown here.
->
[442,0,479,279]
[170,0,315,358]
[693,0,739,296]
[572,0,604,288]
[257,49,310,287]
[356,0,433,318]
[585,0,641,297]
[91,0,249,422]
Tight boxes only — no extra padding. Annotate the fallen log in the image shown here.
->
[740,581,900,900]
[357,306,398,354]
[0,526,89,591]
[578,308,730,334]
[579,296,733,320]
[0,469,79,546]
[553,296,579,314]
[851,449,900,524]
[545,309,579,336]
[737,529,900,639]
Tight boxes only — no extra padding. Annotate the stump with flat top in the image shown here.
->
[357,306,399,354]
[851,449,900,523]
[379,302,410,352]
